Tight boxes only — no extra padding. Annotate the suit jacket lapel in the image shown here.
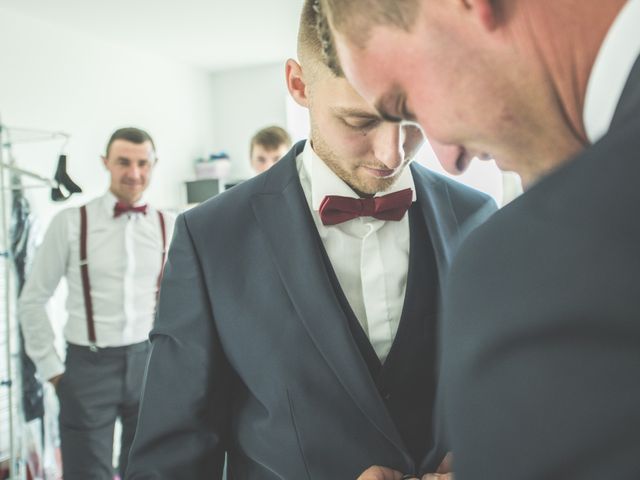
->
[411,164,500,471]
[250,143,411,464]
[411,164,497,288]
[410,164,460,290]
[611,54,640,131]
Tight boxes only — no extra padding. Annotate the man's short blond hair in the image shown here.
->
[316,0,419,75]
[250,126,292,155]
[298,0,343,78]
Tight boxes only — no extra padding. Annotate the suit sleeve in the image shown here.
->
[126,214,231,480]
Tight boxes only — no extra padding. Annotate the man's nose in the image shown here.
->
[429,138,468,175]
[374,123,404,170]
[126,163,142,179]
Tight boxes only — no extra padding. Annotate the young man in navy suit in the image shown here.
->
[126,2,494,478]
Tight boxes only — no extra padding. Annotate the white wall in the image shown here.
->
[0,9,219,463]
[210,63,290,180]
[0,7,216,223]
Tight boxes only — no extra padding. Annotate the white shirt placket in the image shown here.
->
[122,214,137,344]
[360,220,393,362]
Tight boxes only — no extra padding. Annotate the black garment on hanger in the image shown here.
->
[51,154,82,201]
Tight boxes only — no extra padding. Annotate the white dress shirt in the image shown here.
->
[18,191,175,381]
[584,0,640,143]
[297,141,416,363]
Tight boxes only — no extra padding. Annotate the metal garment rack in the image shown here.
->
[0,116,70,480]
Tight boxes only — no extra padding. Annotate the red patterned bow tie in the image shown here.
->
[114,202,148,218]
[319,188,413,226]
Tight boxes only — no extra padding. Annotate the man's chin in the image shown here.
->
[355,177,399,196]
[122,186,144,195]
[117,191,143,204]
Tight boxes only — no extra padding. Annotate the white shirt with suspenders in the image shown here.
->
[18,191,175,382]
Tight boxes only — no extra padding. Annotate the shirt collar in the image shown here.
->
[584,0,640,143]
[302,140,416,212]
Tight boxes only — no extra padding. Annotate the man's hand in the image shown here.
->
[49,374,63,389]
[422,453,454,480]
[357,466,405,480]
[357,453,454,480]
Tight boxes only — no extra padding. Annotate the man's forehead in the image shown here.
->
[374,85,409,122]
[253,144,288,153]
[333,28,396,91]
[333,31,411,122]
[110,141,155,160]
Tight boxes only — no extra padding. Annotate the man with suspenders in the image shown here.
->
[19,127,175,480]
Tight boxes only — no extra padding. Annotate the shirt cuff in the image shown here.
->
[36,351,65,383]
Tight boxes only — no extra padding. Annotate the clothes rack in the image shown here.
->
[0,115,77,480]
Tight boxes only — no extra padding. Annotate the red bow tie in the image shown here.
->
[114,202,148,218]
[319,188,413,226]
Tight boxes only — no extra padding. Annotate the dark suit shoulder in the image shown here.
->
[463,113,640,259]
[456,110,640,256]
[443,109,640,373]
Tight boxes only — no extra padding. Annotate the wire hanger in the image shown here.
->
[0,122,82,200]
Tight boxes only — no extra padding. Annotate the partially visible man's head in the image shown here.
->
[103,127,156,205]
[319,0,619,186]
[287,0,425,197]
[250,126,292,174]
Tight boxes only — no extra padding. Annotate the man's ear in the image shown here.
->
[463,0,500,31]
[285,58,310,108]
[101,155,108,168]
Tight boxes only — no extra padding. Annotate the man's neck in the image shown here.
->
[501,0,627,187]
[110,189,142,207]
[524,0,627,145]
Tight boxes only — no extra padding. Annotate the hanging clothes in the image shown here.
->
[10,174,44,422]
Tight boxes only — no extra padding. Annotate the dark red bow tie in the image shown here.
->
[114,202,148,218]
[319,188,413,226]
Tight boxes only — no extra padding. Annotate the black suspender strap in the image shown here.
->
[79,205,97,349]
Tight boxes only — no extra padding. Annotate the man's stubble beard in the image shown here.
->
[311,131,400,197]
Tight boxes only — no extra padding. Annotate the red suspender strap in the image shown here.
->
[156,211,167,301]
[79,206,97,347]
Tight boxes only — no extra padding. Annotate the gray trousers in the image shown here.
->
[57,341,150,480]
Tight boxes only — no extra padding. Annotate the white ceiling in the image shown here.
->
[0,0,304,71]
